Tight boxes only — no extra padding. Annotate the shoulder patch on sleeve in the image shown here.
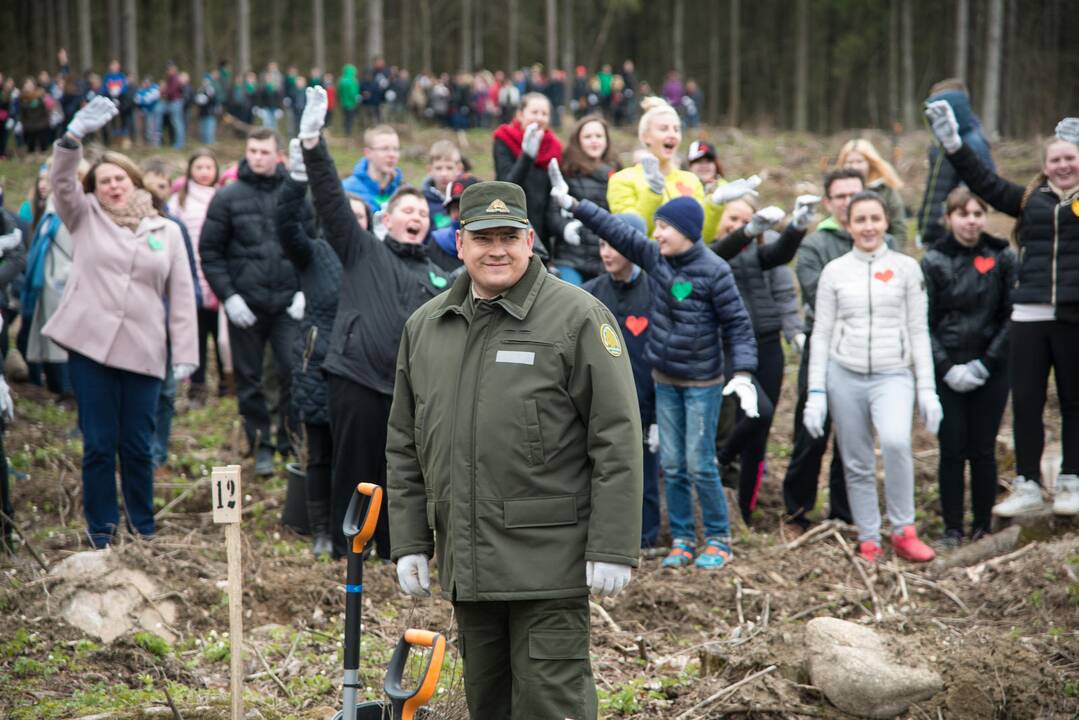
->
[599,322,623,357]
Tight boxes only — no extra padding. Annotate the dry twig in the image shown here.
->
[675,664,778,719]
[830,530,882,621]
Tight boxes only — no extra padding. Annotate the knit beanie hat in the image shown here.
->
[654,196,703,241]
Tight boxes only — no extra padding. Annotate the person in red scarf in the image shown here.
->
[492,92,562,256]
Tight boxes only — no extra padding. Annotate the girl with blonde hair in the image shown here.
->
[836,138,908,250]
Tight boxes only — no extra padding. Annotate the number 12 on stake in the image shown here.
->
[211,465,243,524]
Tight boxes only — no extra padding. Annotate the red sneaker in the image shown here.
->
[858,540,885,562]
[891,526,935,562]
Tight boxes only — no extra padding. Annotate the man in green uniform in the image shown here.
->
[387,181,643,720]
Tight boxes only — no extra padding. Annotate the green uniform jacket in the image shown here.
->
[387,256,643,602]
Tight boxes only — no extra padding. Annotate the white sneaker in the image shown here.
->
[992,476,1047,517]
[1053,474,1079,516]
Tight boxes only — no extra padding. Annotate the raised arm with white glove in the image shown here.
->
[639,153,666,195]
[66,96,119,141]
[298,86,328,143]
[790,194,822,231]
[287,138,308,183]
[711,175,762,206]
[548,159,577,210]
[743,206,786,237]
[521,122,543,158]
[924,100,962,153]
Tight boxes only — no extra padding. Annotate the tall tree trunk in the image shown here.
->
[193,0,205,79]
[58,0,71,59]
[107,0,121,62]
[45,0,57,67]
[270,0,281,64]
[545,0,557,74]
[342,0,355,66]
[77,0,92,73]
[366,0,384,63]
[313,0,326,70]
[461,0,473,71]
[508,0,518,71]
[420,0,432,72]
[707,1,719,123]
[955,0,969,80]
[672,0,684,76]
[237,0,250,73]
[560,0,572,101]
[588,1,617,72]
[728,0,740,126]
[900,0,915,129]
[475,2,484,69]
[981,0,1003,138]
[793,0,808,131]
[888,0,899,127]
[122,0,137,79]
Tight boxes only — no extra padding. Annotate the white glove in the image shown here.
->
[793,332,806,354]
[562,220,583,246]
[0,376,14,421]
[919,390,943,435]
[286,291,305,321]
[639,153,666,194]
[521,122,543,158]
[722,372,759,419]
[0,228,22,255]
[298,86,328,140]
[744,205,785,237]
[1055,117,1079,145]
[647,424,659,454]
[711,175,762,206]
[943,364,978,393]
[790,194,822,231]
[288,138,307,183]
[803,391,827,439]
[586,560,631,598]
[224,294,257,329]
[547,159,576,210]
[966,359,990,383]
[66,95,119,140]
[396,553,431,597]
[172,364,197,381]
[924,100,962,153]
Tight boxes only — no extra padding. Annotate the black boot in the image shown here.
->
[307,500,333,560]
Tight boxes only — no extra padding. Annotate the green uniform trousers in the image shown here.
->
[454,596,597,720]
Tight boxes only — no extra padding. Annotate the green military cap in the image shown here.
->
[459,181,530,231]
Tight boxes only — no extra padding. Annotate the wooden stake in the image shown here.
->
[212,465,244,720]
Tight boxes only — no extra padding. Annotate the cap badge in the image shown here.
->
[486,198,509,213]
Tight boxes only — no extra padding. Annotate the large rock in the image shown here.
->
[49,550,177,644]
[805,617,943,718]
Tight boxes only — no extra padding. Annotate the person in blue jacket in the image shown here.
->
[341,125,403,212]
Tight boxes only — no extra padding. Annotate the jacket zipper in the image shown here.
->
[1051,203,1059,306]
[470,311,494,601]
[866,261,873,374]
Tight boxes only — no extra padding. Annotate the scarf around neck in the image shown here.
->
[101,189,157,232]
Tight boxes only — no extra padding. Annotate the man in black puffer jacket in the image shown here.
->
[200,127,313,475]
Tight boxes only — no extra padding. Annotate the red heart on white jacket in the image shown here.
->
[873,269,894,283]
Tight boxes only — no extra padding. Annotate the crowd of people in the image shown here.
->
[0,54,1076,582]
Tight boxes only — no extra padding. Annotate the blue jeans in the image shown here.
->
[142,108,161,146]
[656,382,730,541]
[554,265,584,286]
[199,115,216,145]
[68,352,162,547]
[151,359,177,468]
[166,100,186,149]
[641,444,661,547]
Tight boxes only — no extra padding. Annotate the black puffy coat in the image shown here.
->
[922,232,1015,373]
[302,138,451,396]
[546,165,613,279]
[199,160,310,315]
[276,176,342,426]
[0,208,28,311]
[949,144,1079,312]
[575,200,757,380]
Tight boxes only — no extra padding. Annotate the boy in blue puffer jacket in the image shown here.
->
[551,161,758,570]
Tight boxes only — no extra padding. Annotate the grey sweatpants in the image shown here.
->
[827,361,916,542]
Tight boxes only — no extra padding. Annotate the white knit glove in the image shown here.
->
[172,364,197,381]
[1055,117,1079,145]
[722,372,759,418]
[547,159,577,210]
[744,206,785,237]
[396,553,431,597]
[640,153,666,194]
[711,175,762,205]
[0,376,13,421]
[286,291,305,321]
[562,220,583,246]
[586,561,631,597]
[924,100,962,153]
[647,424,659,454]
[288,139,307,183]
[966,359,990,383]
[792,332,806,354]
[521,122,543,158]
[299,86,328,140]
[803,391,827,439]
[943,365,978,393]
[224,294,257,329]
[66,96,119,140]
[0,228,22,256]
[919,390,943,435]
[790,194,822,230]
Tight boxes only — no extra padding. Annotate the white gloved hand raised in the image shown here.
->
[924,100,962,153]
[722,372,759,419]
[521,122,543,158]
[744,205,786,237]
[66,95,119,140]
[172,364,197,381]
[562,220,583,246]
[547,159,577,210]
[711,175,762,206]
[647,424,659,454]
[286,291,305,321]
[224,294,257,329]
[299,86,328,141]
[288,138,308,183]
[1055,117,1079,145]
[396,553,431,597]
[919,390,944,435]
[586,560,632,598]
[803,390,827,439]
[639,153,666,195]
[790,194,822,231]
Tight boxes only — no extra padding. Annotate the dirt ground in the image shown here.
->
[1,124,1076,719]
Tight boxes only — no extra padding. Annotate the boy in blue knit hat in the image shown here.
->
[550,162,759,569]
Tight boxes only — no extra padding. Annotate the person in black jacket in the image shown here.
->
[927,103,1079,518]
[922,187,1015,546]
[298,87,451,559]
[0,207,28,358]
[199,127,312,476]
[277,140,345,559]
[546,115,620,286]
[582,216,658,550]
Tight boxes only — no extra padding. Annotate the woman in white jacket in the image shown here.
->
[804,191,942,562]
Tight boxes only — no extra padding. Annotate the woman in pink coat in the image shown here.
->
[44,97,198,548]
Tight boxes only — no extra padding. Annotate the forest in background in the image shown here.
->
[0,0,1077,137]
